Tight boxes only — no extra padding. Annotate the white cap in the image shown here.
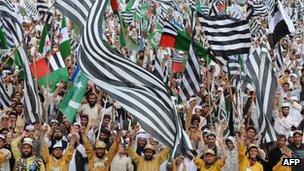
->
[52,141,63,149]
[281,102,290,108]
[113,102,122,109]
[290,96,298,101]
[0,134,5,140]
[290,73,298,79]
[22,138,33,147]
[25,125,35,131]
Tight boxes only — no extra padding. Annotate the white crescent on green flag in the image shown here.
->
[59,71,88,122]
[38,24,52,56]
[59,17,71,58]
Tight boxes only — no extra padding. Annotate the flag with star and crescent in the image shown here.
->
[59,16,71,59]
[59,71,88,122]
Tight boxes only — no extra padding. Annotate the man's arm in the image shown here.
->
[157,147,170,164]
[11,131,28,160]
[107,134,120,163]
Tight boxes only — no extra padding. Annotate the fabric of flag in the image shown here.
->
[59,17,71,59]
[211,0,226,15]
[274,44,284,72]
[218,92,230,138]
[118,14,140,51]
[267,0,295,49]
[36,0,49,14]
[179,43,201,101]
[0,77,11,109]
[0,0,42,123]
[198,13,251,57]
[245,43,277,142]
[38,24,51,55]
[159,21,177,48]
[110,0,119,14]
[151,50,164,81]
[54,0,93,33]
[153,0,180,12]
[121,9,135,25]
[250,19,264,37]
[24,1,38,19]
[0,17,14,48]
[171,52,184,73]
[227,55,247,88]
[59,71,88,123]
[30,52,69,90]
[247,0,268,19]
[55,0,195,158]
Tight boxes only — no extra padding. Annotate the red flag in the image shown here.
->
[110,0,119,14]
[29,58,50,79]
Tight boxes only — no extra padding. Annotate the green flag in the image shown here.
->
[0,27,14,66]
[59,17,71,58]
[59,72,88,123]
[118,14,140,51]
[38,24,51,55]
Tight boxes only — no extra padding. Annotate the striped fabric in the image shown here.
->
[172,52,183,62]
[211,0,226,16]
[49,52,66,72]
[151,50,164,81]
[54,0,95,32]
[55,0,194,158]
[245,43,277,142]
[0,0,42,122]
[198,13,251,57]
[35,0,53,25]
[153,0,180,12]
[121,9,135,25]
[179,43,201,101]
[218,92,230,138]
[227,55,244,87]
[0,77,11,109]
[247,0,269,19]
[25,1,38,19]
[36,0,49,14]
[70,37,80,54]
[0,17,14,47]
[274,44,284,72]
[250,19,264,37]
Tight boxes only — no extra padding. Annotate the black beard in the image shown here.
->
[54,136,62,141]
[89,103,95,108]
[144,156,153,161]
[22,153,32,158]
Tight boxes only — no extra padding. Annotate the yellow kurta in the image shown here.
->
[83,138,119,171]
[11,139,45,171]
[40,143,74,171]
[194,157,225,171]
[238,144,263,171]
[272,160,292,171]
[127,146,170,171]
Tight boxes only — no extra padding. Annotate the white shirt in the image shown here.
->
[110,154,133,171]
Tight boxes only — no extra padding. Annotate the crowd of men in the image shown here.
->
[0,0,304,170]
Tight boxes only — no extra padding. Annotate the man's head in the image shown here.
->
[21,138,33,158]
[225,137,235,150]
[80,114,89,127]
[247,144,259,160]
[0,115,9,128]
[143,144,155,161]
[191,115,200,126]
[87,93,97,107]
[277,134,287,148]
[51,142,64,159]
[118,145,127,155]
[204,149,216,165]
[136,132,148,147]
[49,119,59,129]
[25,125,35,138]
[282,82,290,92]
[53,127,63,140]
[102,115,111,128]
[95,140,106,159]
[281,103,290,117]
[293,130,303,145]
[246,126,257,139]
[188,125,198,139]
[99,128,111,141]
[207,133,216,147]
[14,102,23,114]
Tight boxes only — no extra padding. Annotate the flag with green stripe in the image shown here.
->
[59,17,71,58]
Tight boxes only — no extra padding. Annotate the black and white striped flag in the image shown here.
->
[179,43,201,101]
[267,0,295,49]
[36,0,49,14]
[198,13,251,57]
[0,17,15,47]
[151,50,164,81]
[245,43,277,142]
[218,92,230,138]
[274,44,284,72]
[24,1,38,19]
[0,0,42,123]
[0,77,11,109]
[55,0,195,158]
[153,0,180,12]
[121,9,135,25]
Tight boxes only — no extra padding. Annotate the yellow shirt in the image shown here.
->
[40,143,74,171]
[272,160,291,171]
[238,144,263,171]
[83,138,119,171]
[194,157,225,171]
[11,139,45,171]
[127,146,170,171]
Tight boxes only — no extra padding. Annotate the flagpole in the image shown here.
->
[0,2,57,71]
